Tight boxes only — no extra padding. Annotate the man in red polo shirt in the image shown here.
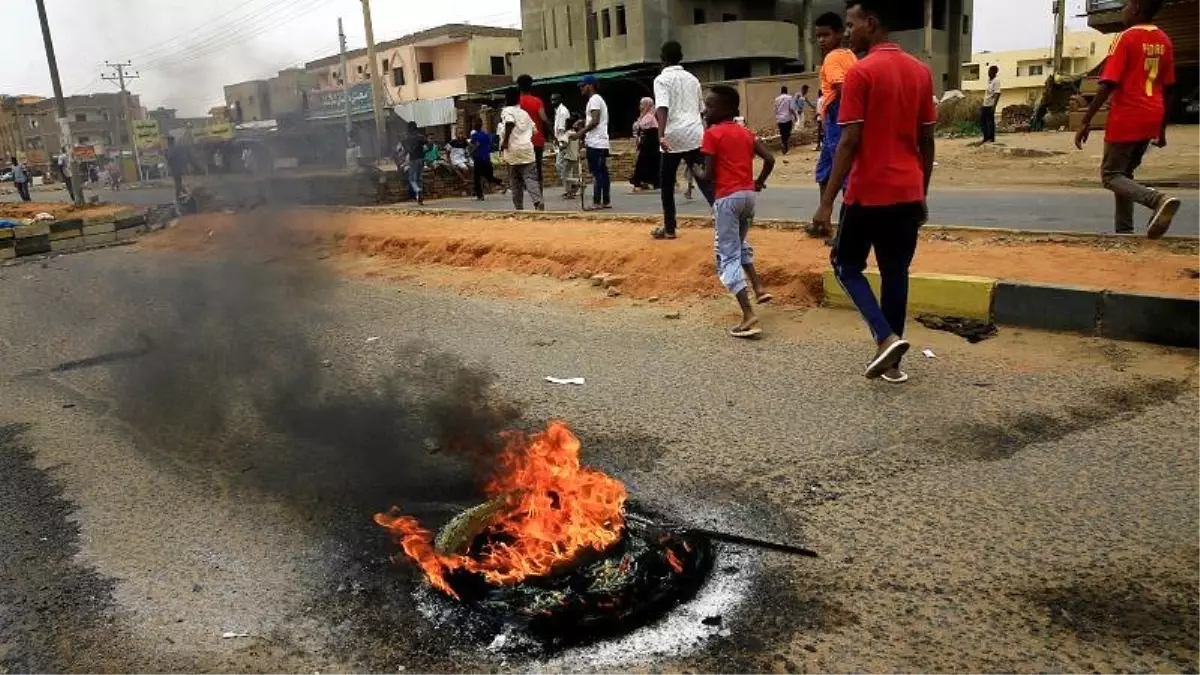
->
[1074,0,1180,238]
[812,0,936,382]
[517,74,551,189]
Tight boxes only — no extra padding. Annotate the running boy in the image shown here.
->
[1074,0,1180,238]
[692,85,776,339]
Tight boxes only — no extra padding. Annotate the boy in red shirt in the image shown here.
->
[692,85,776,338]
[1074,0,1180,238]
[812,1,937,382]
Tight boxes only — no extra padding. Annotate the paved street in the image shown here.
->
[6,180,1199,236]
[433,184,1200,236]
[0,233,1196,672]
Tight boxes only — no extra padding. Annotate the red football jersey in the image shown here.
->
[1099,25,1175,143]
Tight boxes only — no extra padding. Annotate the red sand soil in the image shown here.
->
[0,202,129,221]
[145,210,1200,303]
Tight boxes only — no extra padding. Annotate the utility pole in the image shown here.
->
[1052,0,1068,76]
[101,61,143,182]
[33,0,84,206]
[802,0,814,72]
[338,18,353,143]
[359,0,387,159]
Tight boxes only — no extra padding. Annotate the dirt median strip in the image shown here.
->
[144,209,1200,305]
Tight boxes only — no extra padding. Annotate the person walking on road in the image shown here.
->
[501,88,544,211]
[1074,0,1181,238]
[10,157,31,202]
[551,93,572,195]
[809,11,858,238]
[517,75,551,189]
[580,75,612,210]
[691,85,776,339]
[469,117,504,201]
[980,65,1001,143]
[812,0,937,383]
[774,85,797,154]
[401,121,427,205]
[165,136,189,201]
[651,40,714,239]
[630,97,661,191]
[794,84,816,132]
[57,147,76,203]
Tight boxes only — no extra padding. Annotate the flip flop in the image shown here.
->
[881,369,909,384]
[756,293,774,305]
[729,325,763,339]
[865,339,910,379]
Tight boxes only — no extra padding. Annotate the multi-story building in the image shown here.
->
[224,79,272,123]
[0,95,45,163]
[305,23,521,111]
[267,68,319,120]
[512,0,972,92]
[961,30,1117,108]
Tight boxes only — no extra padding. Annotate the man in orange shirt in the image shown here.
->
[1075,0,1180,238]
[810,11,858,238]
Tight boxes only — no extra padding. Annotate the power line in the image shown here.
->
[124,0,322,62]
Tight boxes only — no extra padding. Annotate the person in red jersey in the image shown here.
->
[691,85,776,339]
[516,74,551,189]
[1075,0,1180,238]
[811,0,937,383]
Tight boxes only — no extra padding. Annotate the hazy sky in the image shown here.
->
[3,0,1087,116]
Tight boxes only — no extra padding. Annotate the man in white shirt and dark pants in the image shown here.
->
[580,74,611,209]
[981,65,1000,143]
[551,93,572,195]
[501,88,543,210]
[652,40,713,240]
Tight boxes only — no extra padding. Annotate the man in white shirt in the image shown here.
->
[981,65,1001,143]
[501,88,543,211]
[773,85,798,154]
[652,40,712,239]
[551,92,572,194]
[579,74,611,209]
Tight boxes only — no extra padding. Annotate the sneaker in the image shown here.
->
[651,227,676,240]
[1147,194,1181,239]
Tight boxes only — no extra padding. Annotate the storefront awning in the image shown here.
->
[475,67,650,95]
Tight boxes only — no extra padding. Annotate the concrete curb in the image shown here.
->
[1,208,143,263]
[822,270,996,321]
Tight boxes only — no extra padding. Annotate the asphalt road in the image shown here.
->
[0,231,1196,672]
[433,184,1200,236]
[7,180,1199,236]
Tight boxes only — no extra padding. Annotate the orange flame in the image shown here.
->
[374,422,627,597]
[665,549,684,574]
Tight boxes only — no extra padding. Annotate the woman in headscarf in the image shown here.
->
[630,96,660,192]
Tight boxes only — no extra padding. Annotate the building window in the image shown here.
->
[616,5,627,35]
[491,56,506,75]
[962,64,980,81]
[120,133,129,144]
[1090,41,1096,55]
[601,8,611,38]
[589,11,598,40]
[382,58,389,72]
[419,62,435,83]
[933,0,947,30]
[1029,65,1044,76]
[393,67,405,86]
[566,5,573,44]
[357,65,364,74]
[722,12,737,21]
[75,113,86,122]
[77,136,89,143]
[962,14,971,34]
[694,8,706,24]
[723,59,751,80]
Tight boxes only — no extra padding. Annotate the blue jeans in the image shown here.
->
[831,202,922,344]
[586,147,610,205]
[406,159,424,199]
[815,99,844,186]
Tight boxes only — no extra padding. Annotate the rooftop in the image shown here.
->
[305,23,520,69]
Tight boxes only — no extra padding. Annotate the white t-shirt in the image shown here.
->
[553,103,570,144]
[653,65,704,153]
[983,78,1002,108]
[500,105,536,165]
[584,93,610,150]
